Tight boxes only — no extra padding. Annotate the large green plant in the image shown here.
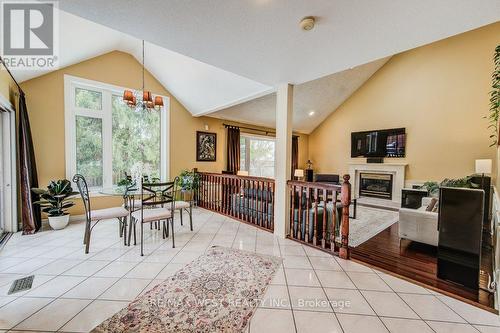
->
[32,180,78,217]
[487,45,500,146]
[176,170,200,191]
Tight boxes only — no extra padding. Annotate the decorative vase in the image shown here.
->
[48,214,70,230]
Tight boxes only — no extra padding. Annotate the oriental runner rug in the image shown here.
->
[92,246,282,333]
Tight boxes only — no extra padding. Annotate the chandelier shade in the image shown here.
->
[154,96,164,107]
[143,91,153,103]
[122,40,163,112]
[123,90,134,103]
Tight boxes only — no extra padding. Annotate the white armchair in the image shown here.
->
[399,197,439,246]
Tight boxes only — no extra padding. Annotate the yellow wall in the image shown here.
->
[171,113,309,177]
[309,22,500,184]
[20,50,309,215]
[0,63,18,107]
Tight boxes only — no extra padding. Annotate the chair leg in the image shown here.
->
[150,222,152,230]
[128,217,134,246]
[141,222,144,256]
[119,217,123,238]
[166,218,170,237]
[180,209,183,226]
[84,223,91,254]
[162,220,166,239]
[170,219,175,248]
[133,222,137,245]
[189,206,193,231]
[123,216,128,246]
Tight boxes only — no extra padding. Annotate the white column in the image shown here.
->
[274,84,293,238]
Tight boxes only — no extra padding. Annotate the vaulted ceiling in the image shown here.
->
[14,1,500,130]
[210,57,389,133]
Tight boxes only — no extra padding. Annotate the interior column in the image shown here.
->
[274,83,293,238]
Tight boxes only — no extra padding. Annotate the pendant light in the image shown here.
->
[123,40,163,111]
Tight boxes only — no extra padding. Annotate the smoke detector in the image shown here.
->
[300,16,315,31]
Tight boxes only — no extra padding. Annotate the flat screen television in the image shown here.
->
[351,128,406,158]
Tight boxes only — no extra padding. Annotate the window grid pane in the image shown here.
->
[111,95,161,185]
[75,88,102,110]
[75,116,103,187]
[240,135,275,178]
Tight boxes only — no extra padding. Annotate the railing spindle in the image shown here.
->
[313,188,318,246]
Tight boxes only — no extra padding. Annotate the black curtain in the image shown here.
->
[226,126,240,174]
[291,136,299,179]
[18,92,41,234]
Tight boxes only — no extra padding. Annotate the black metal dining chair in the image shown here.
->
[129,180,176,255]
[72,174,129,254]
[174,173,196,232]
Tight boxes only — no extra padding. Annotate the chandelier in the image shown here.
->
[123,40,163,111]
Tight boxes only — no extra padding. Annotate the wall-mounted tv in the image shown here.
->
[351,128,406,158]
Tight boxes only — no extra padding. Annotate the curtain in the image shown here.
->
[226,127,240,174]
[291,135,299,179]
[18,92,41,234]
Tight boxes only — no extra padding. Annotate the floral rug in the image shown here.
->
[92,246,282,333]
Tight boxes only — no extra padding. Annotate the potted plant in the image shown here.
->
[421,175,480,197]
[32,179,78,230]
[175,170,200,201]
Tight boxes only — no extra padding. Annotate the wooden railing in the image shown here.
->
[197,172,275,232]
[287,175,351,259]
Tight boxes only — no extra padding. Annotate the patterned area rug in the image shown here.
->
[347,206,399,247]
[92,246,282,333]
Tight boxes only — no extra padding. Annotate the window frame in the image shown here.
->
[240,132,276,178]
[64,75,169,191]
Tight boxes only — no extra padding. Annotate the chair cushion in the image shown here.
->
[175,201,190,209]
[91,207,129,221]
[132,208,172,223]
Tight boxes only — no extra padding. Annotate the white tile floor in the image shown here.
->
[0,208,499,332]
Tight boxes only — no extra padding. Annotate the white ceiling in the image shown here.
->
[13,10,272,115]
[57,0,500,87]
[15,1,500,128]
[210,57,389,133]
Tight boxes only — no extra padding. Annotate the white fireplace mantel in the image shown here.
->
[348,162,408,203]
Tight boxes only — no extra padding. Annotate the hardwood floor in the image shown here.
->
[351,222,496,311]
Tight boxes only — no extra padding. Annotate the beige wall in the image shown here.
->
[20,50,309,215]
[309,22,500,184]
[0,63,18,107]
[171,113,309,177]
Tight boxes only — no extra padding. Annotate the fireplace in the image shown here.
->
[359,173,393,200]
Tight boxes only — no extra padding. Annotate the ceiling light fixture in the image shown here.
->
[123,40,163,111]
[300,16,316,31]
[308,110,316,116]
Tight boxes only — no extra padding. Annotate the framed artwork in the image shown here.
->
[196,131,217,162]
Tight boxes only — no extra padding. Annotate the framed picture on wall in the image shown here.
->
[196,131,217,162]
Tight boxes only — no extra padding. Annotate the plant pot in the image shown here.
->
[181,190,194,202]
[48,214,70,230]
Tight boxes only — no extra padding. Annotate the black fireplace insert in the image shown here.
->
[359,173,393,200]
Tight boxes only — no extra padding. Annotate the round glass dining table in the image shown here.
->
[99,187,141,197]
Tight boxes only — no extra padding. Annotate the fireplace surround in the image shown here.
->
[349,162,407,203]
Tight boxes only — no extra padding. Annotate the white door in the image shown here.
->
[0,98,17,234]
